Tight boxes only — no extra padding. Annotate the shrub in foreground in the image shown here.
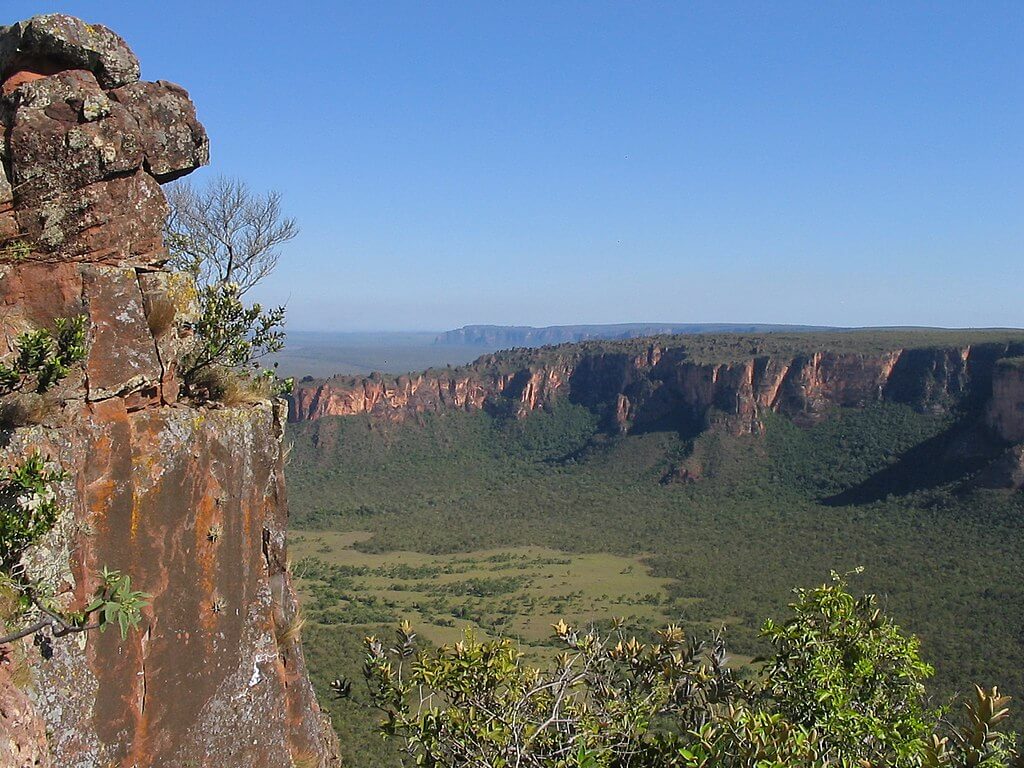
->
[363,575,1022,767]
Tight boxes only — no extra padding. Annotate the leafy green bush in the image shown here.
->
[760,571,935,766]
[0,316,87,397]
[179,281,286,394]
[362,576,1022,767]
[0,452,63,570]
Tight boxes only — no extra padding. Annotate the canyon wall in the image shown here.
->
[291,341,1024,439]
[0,15,336,767]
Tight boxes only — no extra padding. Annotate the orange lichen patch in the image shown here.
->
[194,486,221,636]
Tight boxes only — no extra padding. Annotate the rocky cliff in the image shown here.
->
[291,332,1024,442]
[0,14,336,767]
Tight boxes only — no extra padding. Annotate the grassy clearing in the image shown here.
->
[289,531,723,657]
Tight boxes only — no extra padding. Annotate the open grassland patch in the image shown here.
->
[289,531,719,656]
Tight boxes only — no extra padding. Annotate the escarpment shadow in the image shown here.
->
[822,418,1005,506]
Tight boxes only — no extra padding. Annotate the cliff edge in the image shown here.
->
[0,14,337,767]
[291,332,1024,489]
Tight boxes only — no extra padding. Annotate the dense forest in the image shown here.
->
[286,396,1024,767]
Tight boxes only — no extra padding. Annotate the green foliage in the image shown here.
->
[362,580,1021,767]
[760,572,936,766]
[0,240,31,261]
[305,623,406,766]
[83,567,149,640]
[166,176,295,398]
[0,316,87,396]
[364,619,736,768]
[287,401,1024,767]
[0,452,63,569]
[179,281,286,394]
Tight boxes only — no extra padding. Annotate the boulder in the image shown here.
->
[4,69,144,203]
[111,80,210,182]
[0,14,139,90]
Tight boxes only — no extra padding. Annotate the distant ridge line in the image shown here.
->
[434,323,842,347]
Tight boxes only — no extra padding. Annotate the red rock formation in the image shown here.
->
[0,14,337,767]
[290,342,1022,445]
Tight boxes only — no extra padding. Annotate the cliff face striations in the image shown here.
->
[0,14,336,767]
[291,338,1024,434]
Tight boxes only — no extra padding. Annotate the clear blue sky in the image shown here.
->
[6,2,1023,331]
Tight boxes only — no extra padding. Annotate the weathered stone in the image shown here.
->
[81,265,162,401]
[0,261,84,356]
[13,401,336,767]
[111,80,210,182]
[0,14,140,90]
[0,663,52,768]
[0,13,340,767]
[5,69,144,203]
[15,170,167,264]
[988,363,1024,443]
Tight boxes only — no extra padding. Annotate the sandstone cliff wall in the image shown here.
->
[291,341,1024,440]
[0,15,335,767]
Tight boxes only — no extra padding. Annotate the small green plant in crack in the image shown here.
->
[82,567,149,640]
[0,240,31,262]
[207,523,223,543]
[0,454,149,645]
[0,316,87,397]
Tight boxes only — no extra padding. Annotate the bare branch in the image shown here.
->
[164,176,298,296]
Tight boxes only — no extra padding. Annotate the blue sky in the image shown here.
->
[6,2,1023,331]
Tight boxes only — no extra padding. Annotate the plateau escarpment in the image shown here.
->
[0,14,336,767]
[290,332,1024,487]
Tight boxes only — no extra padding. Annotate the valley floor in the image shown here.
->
[286,402,1024,768]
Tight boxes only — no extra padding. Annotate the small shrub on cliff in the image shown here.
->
[363,576,1023,767]
[0,316,87,398]
[0,240,31,262]
[177,282,286,389]
[165,176,296,399]
[0,452,63,570]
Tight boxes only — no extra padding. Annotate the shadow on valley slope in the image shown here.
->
[822,418,1008,506]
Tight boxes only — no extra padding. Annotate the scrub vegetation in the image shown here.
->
[287,400,1024,766]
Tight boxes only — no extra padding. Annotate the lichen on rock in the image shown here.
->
[0,12,338,767]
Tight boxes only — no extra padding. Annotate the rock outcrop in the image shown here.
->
[0,14,336,767]
[984,360,1024,489]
